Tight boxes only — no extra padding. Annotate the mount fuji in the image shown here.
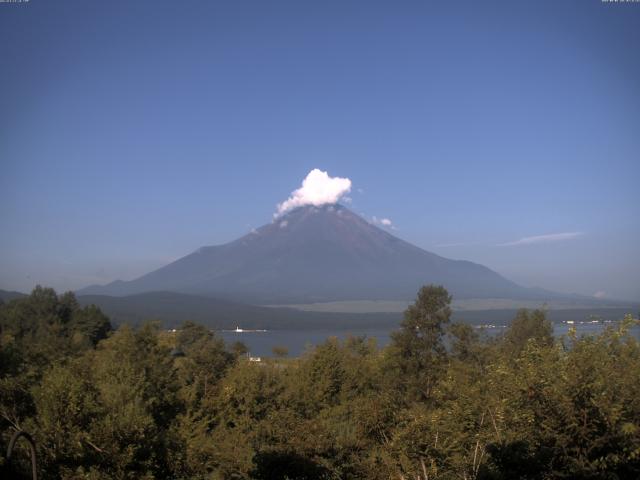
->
[78,204,557,304]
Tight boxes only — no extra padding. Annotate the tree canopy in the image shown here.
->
[1,285,639,479]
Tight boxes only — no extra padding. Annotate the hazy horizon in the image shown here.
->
[1,1,639,300]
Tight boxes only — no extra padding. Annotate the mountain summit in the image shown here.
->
[78,204,548,303]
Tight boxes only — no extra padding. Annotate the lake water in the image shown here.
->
[219,322,640,358]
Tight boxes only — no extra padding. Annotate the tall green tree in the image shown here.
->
[387,285,452,402]
[503,308,553,357]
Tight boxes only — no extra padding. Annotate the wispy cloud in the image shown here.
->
[434,242,477,248]
[372,216,394,229]
[497,231,584,247]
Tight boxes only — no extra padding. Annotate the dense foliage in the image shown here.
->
[1,286,639,479]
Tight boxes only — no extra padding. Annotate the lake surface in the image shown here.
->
[219,322,640,358]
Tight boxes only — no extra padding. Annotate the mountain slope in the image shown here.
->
[78,204,556,303]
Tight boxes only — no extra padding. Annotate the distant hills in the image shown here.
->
[74,291,637,330]
[78,204,564,304]
[75,291,400,330]
[2,288,634,331]
[0,289,27,303]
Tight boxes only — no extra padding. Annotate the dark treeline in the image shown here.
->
[1,285,639,479]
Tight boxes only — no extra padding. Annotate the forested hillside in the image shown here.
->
[1,286,639,479]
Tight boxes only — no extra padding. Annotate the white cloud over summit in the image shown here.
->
[276,169,352,216]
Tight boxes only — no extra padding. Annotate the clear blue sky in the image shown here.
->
[1,1,638,300]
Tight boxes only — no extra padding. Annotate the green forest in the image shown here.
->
[1,285,639,479]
